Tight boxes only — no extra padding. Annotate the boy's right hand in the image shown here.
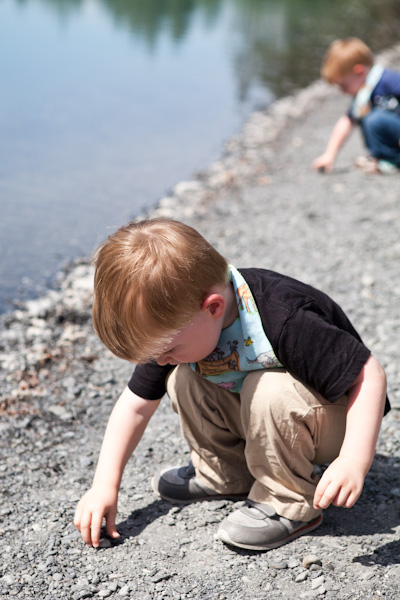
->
[74,484,120,547]
[312,152,335,173]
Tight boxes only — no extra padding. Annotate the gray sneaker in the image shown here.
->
[152,462,248,504]
[217,500,322,551]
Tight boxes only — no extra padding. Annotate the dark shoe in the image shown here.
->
[217,500,322,551]
[152,462,248,504]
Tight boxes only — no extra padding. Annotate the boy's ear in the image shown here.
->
[352,64,367,76]
[201,293,226,319]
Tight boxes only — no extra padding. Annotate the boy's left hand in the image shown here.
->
[314,356,386,511]
[313,455,365,510]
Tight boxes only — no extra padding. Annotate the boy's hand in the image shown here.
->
[312,153,335,173]
[313,455,365,510]
[74,484,120,547]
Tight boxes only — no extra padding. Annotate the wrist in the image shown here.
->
[324,149,336,162]
[91,478,120,493]
[337,452,371,477]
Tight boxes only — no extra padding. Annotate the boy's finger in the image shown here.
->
[106,525,120,539]
[331,487,350,507]
[313,477,329,507]
[314,477,332,509]
[79,512,94,546]
[313,487,321,508]
[314,494,330,510]
[343,487,362,509]
[90,513,104,548]
[317,481,341,510]
[313,492,325,510]
[73,506,82,532]
[105,510,120,539]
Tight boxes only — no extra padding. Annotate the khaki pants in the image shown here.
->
[167,364,347,521]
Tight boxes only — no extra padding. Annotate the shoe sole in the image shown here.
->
[217,514,323,551]
[151,476,248,504]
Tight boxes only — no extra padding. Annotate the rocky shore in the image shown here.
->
[1,45,400,600]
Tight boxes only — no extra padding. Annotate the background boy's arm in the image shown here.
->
[313,355,386,510]
[74,386,161,547]
[312,115,354,172]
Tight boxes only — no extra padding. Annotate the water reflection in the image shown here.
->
[1,0,400,313]
[10,0,400,102]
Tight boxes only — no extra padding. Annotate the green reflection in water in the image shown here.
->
[12,0,400,100]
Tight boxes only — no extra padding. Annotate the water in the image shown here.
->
[1,0,400,314]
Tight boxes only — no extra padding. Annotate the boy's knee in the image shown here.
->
[240,369,335,430]
[363,109,397,137]
[241,369,306,422]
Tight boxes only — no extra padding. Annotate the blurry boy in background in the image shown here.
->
[313,37,400,174]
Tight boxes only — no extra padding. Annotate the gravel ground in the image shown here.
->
[1,44,400,600]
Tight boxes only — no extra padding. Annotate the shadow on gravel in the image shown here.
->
[114,499,173,543]
[353,540,400,567]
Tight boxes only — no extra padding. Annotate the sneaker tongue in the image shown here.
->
[178,463,195,479]
[242,501,276,519]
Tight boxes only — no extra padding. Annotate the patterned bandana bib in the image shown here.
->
[191,265,282,393]
[351,64,384,120]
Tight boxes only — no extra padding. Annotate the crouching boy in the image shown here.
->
[312,37,400,174]
[74,218,388,551]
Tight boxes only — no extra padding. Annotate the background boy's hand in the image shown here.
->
[312,152,335,173]
[313,455,365,510]
[74,484,120,547]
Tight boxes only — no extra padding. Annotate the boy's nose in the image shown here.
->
[155,355,169,366]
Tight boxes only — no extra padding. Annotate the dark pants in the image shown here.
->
[361,109,400,165]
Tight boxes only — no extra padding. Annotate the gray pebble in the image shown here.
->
[269,569,278,578]
[269,560,288,569]
[288,558,301,568]
[311,575,325,590]
[295,571,309,583]
[310,569,323,579]
[303,555,322,569]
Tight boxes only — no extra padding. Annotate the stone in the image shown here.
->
[269,560,288,570]
[311,575,325,590]
[295,571,309,583]
[303,555,322,569]
[288,558,301,569]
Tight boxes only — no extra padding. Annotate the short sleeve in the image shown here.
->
[128,362,173,400]
[276,301,371,402]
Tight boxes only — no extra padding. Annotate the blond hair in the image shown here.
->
[92,218,229,362]
[321,38,374,84]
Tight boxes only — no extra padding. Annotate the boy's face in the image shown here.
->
[335,66,368,95]
[154,308,223,366]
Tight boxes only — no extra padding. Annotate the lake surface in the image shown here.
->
[1,0,400,314]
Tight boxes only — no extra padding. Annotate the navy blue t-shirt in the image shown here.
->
[349,68,400,120]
